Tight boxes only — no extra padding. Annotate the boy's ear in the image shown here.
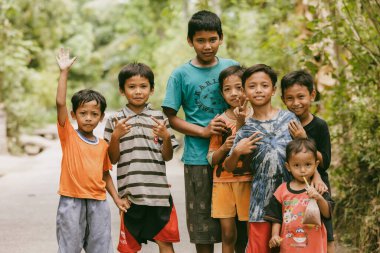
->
[315,159,320,168]
[272,85,277,96]
[119,88,125,96]
[187,37,194,47]
[150,87,154,95]
[285,162,291,172]
[311,89,317,102]
[70,110,76,120]
[100,113,105,122]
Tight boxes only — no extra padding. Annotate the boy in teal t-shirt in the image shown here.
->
[162,10,237,253]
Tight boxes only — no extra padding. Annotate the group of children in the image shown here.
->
[55,10,334,253]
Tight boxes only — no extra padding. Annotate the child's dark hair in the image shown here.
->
[286,138,318,162]
[280,70,314,97]
[71,89,107,114]
[188,10,223,41]
[242,64,277,88]
[219,65,245,92]
[118,63,154,91]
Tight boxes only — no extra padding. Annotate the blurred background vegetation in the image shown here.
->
[1,0,379,251]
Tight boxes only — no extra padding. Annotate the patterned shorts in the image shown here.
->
[184,165,221,244]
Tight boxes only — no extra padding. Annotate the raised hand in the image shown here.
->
[306,185,324,201]
[56,48,77,71]
[151,116,170,141]
[234,132,263,155]
[234,97,249,129]
[112,116,132,139]
[288,120,307,139]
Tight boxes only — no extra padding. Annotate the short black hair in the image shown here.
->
[188,10,223,41]
[118,63,154,91]
[242,64,277,88]
[71,89,107,114]
[281,70,314,97]
[219,65,245,92]
[286,138,318,162]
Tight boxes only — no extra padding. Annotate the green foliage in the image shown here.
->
[300,1,380,251]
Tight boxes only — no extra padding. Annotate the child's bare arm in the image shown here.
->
[55,48,76,126]
[210,134,235,165]
[103,171,130,212]
[306,186,331,218]
[163,107,228,138]
[108,117,132,164]
[224,132,262,172]
[151,117,173,161]
[269,223,282,248]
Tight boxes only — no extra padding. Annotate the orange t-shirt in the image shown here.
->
[208,111,253,183]
[57,117,112,200]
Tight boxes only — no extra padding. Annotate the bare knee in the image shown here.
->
[222,229,237,245]
[156,240,174,253]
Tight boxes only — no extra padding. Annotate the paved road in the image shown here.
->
[0,123,222,253]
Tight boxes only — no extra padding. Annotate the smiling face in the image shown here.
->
[71,100,104,138]
[244,71,276,107]
[221,74,244,108]
[188,30,223,66]
[285,149,319,184]
[121,75,153,113]
[282,84,316,121]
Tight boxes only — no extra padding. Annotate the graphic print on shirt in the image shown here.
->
[194,78,226,113]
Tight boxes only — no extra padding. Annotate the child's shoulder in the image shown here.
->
[311,114,329,127]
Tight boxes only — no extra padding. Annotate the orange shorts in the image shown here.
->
[211,181,251,221]
[117,204,180,253]
[246,222,271,253]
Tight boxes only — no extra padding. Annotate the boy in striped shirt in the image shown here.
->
[104,63,180,253]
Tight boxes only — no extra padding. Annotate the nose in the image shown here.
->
[205,41,211,50]
[135,87,142,94]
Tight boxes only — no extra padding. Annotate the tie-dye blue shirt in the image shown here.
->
[230,109,298,222]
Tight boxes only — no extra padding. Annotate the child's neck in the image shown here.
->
[77,129,96,141]
[191,56,218,67]
[127,103,146,114]
[225,107,237,120]
[251,103,278,121]
[299,112,314,126]
[289,180,307,191]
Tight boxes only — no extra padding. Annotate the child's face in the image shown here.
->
[282,84,316,119]
[285,149,319,184]
[221,75,244,108]
[187,30,223,65]
[71,100,104,137]
[244,72,276,107]
[120,75,153,111]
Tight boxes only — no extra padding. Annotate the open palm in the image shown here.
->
[56,48,76,70]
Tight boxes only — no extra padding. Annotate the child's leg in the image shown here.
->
[234,220,247,253]
[156,240,175,253]
[84,199,113,253]
[220,217,237,253]
[56,196,86,253]
[184,165,221,251]
[233,181,250,253]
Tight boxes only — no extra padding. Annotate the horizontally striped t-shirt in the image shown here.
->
[104,104,178,207]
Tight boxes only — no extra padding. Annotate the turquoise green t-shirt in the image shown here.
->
[162,57,238,165]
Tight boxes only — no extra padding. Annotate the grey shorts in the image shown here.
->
[56,196,113,253]
[184,165,221,244]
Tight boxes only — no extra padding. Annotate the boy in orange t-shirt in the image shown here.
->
[55,48,129,253]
